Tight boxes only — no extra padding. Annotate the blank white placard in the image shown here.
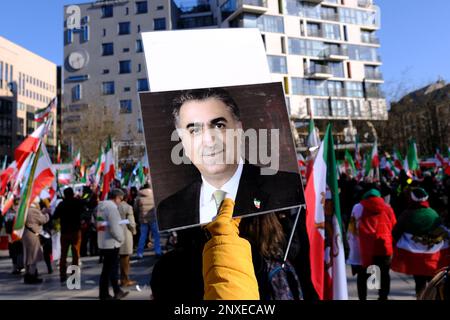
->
[141,28,271,92]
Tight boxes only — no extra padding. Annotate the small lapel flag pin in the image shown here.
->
[253,198,261,209]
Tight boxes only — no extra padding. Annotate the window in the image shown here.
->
[331,100,348,117]
[119,22,131,35]
[81,25,89,42]
[285,0,320,18]
[347,45,379,62]
[120,100,132,113]
[103,29,106,37]
[72,84,82,102]
[103,69,109,74]
[365,83,383,98]
[102,43,114,56]
[119,60,131,74]
[256,15,284,33]
[345,82,364,97]
[137,78,149,92]
[154,18,166,30]
[0,62,3,88]
[327,81,345,96]
[307,22,321,37]
[5,63,9,82]
[137,63,142,72]
[102,5,113,18]
[364,65,381,79]
[136,1,148,14]
[137,24,141,33]
[288,38,323,56]
[65,29,73,45]
[349,100,362,117]
[267,55,287,74]
[124,87,131,92]
[323,23,341,40]
[137,118,144,133]
[123,48,130,52]
[125,7,129,15]
[291,78,327,96]
[102,81,115,95]
[17,118,24,135]
[328,62,345,78]
[157,5,164,10]
[312,99,330,117]
[136,39,143,53]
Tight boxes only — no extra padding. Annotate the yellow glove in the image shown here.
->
[202,198,260,300]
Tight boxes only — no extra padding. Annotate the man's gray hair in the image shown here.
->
[110,188,125,199]
[171,88,241,127]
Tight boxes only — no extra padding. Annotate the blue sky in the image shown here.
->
[0,0,449,97]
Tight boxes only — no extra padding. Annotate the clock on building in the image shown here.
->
[67,51,88,70]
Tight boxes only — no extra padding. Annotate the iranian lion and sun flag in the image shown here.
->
[305,124,348,300]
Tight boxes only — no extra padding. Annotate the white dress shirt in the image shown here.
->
[199,159,244,224]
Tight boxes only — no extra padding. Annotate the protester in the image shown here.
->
[53,187,85,283]
[39,198,53,274]
[22,197,50,284]
[96,188,128,300]
[134,183,161,258]
[202,198,259,299]
[81,191,100,257]
[392,187,450,298]
[118,189,137,287]
[4,200,24,275]
[347,188,397,300]
[127,186,140,248]
[151,204,308,300]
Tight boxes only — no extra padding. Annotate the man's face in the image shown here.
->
[113,196,123,205]
[177,98,242,178]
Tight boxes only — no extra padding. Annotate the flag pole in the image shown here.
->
[282,205,304,268]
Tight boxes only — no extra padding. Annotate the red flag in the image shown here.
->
[100,137,115,200]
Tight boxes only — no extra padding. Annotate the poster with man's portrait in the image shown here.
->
[139,82,305,232]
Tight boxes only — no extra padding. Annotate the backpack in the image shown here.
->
[265,258,303,300]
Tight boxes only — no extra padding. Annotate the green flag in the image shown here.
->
[406,139,419,171]
[14,143,42,236]
[344,149,356,175]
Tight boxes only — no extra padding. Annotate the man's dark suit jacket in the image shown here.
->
[157,163,305,232]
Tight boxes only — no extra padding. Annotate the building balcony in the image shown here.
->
[357,0,372,8]
[365,71,383,81]
[304,65,333,79]
[361,35,380,45]
[223,0,268,22]
[322,47,349,61]
[178,3,211,14]
[307,29,324,38]
[365,88,385,98]
[302,0,324,3]
[320,12,340,22]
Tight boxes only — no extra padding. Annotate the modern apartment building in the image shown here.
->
[0,36,58,161]
[215,0,387,149]
[63,0,386,160]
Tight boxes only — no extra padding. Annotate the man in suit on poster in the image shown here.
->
[156,87,304,232]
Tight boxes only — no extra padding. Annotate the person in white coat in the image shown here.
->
[96,189,128,300]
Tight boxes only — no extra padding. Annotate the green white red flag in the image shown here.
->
[15,122,47,168]
[344,149,356,176]
[305,124,348,300]
[34,97,56,122]
[13,143,43,239]
[100,137,115,200]
[29,143,55,205]
[73,150,81,168]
